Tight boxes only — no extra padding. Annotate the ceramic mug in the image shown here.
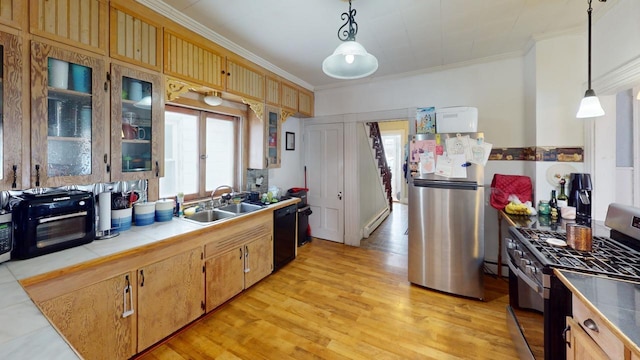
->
[122,123,137,139]
[136,126,146,140]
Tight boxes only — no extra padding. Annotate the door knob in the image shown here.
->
[338,192,342,200]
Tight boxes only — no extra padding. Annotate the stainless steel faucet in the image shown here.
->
[211,185,235,207]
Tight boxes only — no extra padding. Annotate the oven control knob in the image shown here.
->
[520,258,530,267]
[506,241,515,250]
[514,250,523,259]
[525,265,538,275]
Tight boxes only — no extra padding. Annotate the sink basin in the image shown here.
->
[217,203,264,214]
[184,209,236,223]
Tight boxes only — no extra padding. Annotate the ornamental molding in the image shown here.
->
[242,98,264,120]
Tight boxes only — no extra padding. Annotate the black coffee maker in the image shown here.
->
[568,173,592,224]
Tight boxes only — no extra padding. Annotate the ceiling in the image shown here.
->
[141,0,617,90]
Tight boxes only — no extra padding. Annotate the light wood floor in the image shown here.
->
[360,203,408,255]
[137,237,532,360]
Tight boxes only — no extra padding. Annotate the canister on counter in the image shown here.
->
[566,223,592,251]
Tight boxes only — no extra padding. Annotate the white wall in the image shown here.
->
[357,124,388,231]
[269,117,304,192]
[316,56,527,147]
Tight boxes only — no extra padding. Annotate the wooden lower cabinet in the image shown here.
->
[205,234,273,311]
[245,234,273,288]
[137,247,205,351]
[38,272,136,360]
[565,316,609,360]
[204,214,274,312]
[205,247,244,311]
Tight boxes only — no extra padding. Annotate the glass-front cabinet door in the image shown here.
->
[265,105,281,168]
[110,63,163,180]
[0,31,24,190]
[30,40,107,187]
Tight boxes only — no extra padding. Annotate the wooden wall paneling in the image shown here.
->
[0,0,26,30]
[109,3,162,71]
[163,28,226,91]
[30,0,108,55]
[265,74,280,106]
[298,87,314,117]
[280,80,298,113]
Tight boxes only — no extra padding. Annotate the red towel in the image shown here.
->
[490,174,532,210]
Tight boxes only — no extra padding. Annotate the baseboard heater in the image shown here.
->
[363,208,390,238]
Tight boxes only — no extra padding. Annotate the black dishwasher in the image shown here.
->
[273,204,297,271]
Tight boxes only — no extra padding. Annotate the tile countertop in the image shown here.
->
[0,199,298,359]
[555,269,640,355]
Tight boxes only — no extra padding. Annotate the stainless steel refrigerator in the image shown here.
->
[407,132,485,300]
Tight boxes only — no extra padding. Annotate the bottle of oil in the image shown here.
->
[557,178,569,208]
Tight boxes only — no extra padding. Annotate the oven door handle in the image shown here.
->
[38,211,89,224]
[508,259,540,293]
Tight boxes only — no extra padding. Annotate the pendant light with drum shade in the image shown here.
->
[576,0,606,118]
[322,0,378,80]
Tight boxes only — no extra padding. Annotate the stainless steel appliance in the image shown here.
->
[10,189,95,259]
[568,173,592,225]
[0,212,12,264]
[408,132,485,300]
[506,203,640,360]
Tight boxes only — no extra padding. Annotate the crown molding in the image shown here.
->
[135,0,314,91]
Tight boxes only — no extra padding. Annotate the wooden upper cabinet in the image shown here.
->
[0,30,24,190]
[298,87,314,117]
[280,80,298,113]
[0,0,27,30]
[163,28,226,91]
[225,56,265,101]
[109,3,162,71]
[30,0,108,55]
[265,74,280,106]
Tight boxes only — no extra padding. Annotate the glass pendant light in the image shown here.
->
[576,0,606,118]
[322,0,378,80]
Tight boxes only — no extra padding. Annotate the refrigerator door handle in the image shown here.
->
[413,180,478,191]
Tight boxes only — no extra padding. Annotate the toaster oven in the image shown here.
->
[10,189,95,259]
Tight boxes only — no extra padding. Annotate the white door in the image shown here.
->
[304,123,344,243]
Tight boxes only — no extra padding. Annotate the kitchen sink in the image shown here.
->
[217,203,264,214]
[183,209,236,224]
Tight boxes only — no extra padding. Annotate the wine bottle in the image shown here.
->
[557,178,569,208]
[549,190,558,210]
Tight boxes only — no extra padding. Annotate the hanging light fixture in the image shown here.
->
[322,0,378,80]
[576,0,606,118]
[204,91,223,106]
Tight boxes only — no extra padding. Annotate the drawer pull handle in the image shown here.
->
[583,318,599,333]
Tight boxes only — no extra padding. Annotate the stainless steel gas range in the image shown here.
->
[506,203,640,360]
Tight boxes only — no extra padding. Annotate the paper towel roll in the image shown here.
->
[98,192,111,231]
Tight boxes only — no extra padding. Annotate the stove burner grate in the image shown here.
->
[513,228,640,281]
